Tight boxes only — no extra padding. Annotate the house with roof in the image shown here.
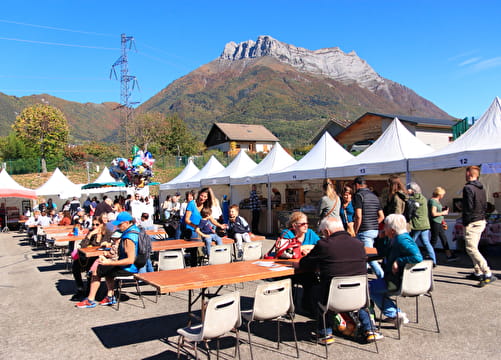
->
[204,123,279,154]
[313,112,458,151]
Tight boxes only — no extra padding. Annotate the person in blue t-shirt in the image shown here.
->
[281,211,320,256]
[76,212,139,309]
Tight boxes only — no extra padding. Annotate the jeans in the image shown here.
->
[357,230,384,279]
[464,220,490,274]
[430,221,450,251]
[369,278,399,318]
[202,233,223,255]
[411,230,436,264]
[137,258,154,273]
[234,232,251,250]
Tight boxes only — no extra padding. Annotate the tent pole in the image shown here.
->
[405,159,411,185]
[267,177,272,235]
[2,199,9,232]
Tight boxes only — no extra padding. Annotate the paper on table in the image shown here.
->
[253,261,278,267]
[268,266,291,271]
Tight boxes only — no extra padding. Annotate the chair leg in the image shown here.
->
[289,313,300,358]
[276,317,281,350]
[134,279,145,309]
[428,293,440,333]
[415,296,419,323]
[322,311,329,359]
[247,321,254,360]
[366,307,379,354]
[395,297,401,340]
[116,279,123,311]
[235,328,241,360]
[176,335,183,359]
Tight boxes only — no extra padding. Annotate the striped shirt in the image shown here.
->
[353,188,382,232]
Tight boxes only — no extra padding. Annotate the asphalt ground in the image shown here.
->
[0,231,500,360]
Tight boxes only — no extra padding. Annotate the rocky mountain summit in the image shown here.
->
[220,35,388,95]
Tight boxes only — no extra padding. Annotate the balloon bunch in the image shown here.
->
[109,145,155,188]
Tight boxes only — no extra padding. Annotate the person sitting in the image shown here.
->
[370,214,423,327]
[75,212,140,308]
[298,217,383,344]
[71,215,110,301]
[139,212,155,230]
[227,204,251,258]
[58,210,72,226]
[195,207,223,256]
[281,211,320,256]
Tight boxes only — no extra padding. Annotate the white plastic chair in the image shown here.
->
[208,244,232,265]
[177,291,241,359]
[242,278,299,360]
[242,241,263,262]
[157,250,185,271]
[319,275,378,358]
[114,275,145,310]
[379,260,440,339]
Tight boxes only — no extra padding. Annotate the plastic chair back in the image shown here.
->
[242,241,262,261]
[252,278,293,321]
[208,244,232,265]
[158,250,185,271]
[326,275,368,313]
[202,291,241,339]
[400,260,433,297]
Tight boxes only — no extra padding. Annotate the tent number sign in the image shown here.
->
[459,157,469,166]
[358,167,367,174]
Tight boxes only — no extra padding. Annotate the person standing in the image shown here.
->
[249,184,261,234]
[353,176,385,279]
[407,182,436,265]
[428,186,456,262]
[339,185,355,237]
[462,166,496,286]
[318,179,341,221]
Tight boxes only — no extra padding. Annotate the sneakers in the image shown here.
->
[388,312,409,328]
[99,296,117,306]
[478,275,497,288]
[237,249,243,259]
[366,331,384,342]
[75,298,97,308]
[466,273,483,281]
[319,335,335,345]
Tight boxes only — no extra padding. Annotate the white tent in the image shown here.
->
[0,169,37,199]
[201,150,257,186]
[231,142,296,185]
[327,117,435,178]
[176,156,225,189]
[409,96,501,171]
[159,159,200,190]
[35,168,81,199]
[270,132,353,182]
[93,167,117,183]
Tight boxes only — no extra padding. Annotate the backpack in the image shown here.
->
[403,198,420,222]
[128,228,152,269]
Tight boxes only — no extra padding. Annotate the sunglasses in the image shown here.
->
[92,223,100,226]
[296,222,309,227]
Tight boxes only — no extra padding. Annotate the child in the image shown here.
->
[227,204,252,258]
[195,208,223,256]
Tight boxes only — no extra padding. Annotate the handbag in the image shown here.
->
[270,237,302,259]
[71,248,79,260]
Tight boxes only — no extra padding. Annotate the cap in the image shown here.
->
[111,211,134,226]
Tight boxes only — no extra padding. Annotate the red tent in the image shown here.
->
[0,169,37,199]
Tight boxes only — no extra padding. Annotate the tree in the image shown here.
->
[12,104,69,173]
[129,112,201,157]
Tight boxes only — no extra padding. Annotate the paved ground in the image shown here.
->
[0,231,500,360]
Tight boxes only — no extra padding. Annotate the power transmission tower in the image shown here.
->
[110,33,139,149]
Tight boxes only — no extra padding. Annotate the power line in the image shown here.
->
[0,36,118,50]
[0,19,115,37]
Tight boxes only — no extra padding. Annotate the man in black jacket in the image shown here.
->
[462,165,496,287]
[298,217,382,344]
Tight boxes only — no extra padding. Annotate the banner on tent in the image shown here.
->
[481,162,501,174]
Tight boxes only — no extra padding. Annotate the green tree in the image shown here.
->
[12,104,69,173]
[0,132,32,160]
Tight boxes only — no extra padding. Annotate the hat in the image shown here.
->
[174,192,181,196]
[111,211,134,226]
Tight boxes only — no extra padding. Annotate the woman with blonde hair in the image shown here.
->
[318,179,341,221]
[429,186,456,261]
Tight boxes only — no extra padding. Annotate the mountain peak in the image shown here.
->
[219,35,386,92]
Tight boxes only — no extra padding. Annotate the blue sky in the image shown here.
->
[0,0,499,119]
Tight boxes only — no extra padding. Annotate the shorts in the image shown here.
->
[96,265,133,278]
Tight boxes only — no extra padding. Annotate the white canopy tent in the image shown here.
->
[327,117,435,179]
[35,168,81,199]
[201,150,257,186]
[231,142,296,185]
[159,159,200,191]
[409,96,501,171]
[270,132,353,182]
[176,156,225,189]
[81,167,128,195]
